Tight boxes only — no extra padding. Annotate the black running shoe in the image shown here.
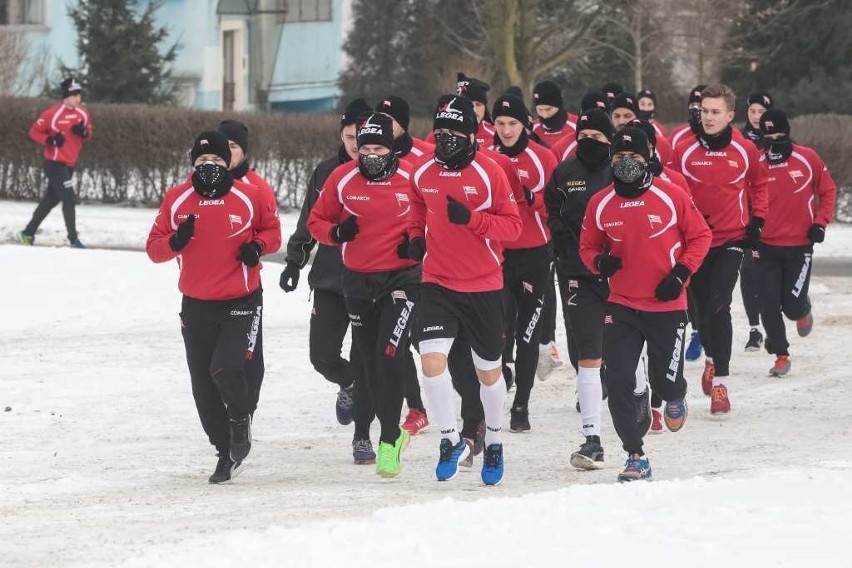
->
[509,405,530,433]
[635,389,651,437]
[208,454,243,484]
[229,416,252,462]
[570,435,605,470]
[745,328,764,352]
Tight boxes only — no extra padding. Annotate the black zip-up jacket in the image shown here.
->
[285,146,349,294]
[544,156,613,277]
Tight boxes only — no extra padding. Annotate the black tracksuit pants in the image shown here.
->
[25,160,78,241]
[310,289,375,438]
[503,246,552,408]
[756,244,813,356]
[689,244,745,377]
[181,289,264,455]
[539,276,558,345]
[740,249,762,327]
[604,303,688,456]
[346,288,418,445]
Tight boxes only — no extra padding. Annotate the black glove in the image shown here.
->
[595,253,623,278]
[655,263,691,302]
[46,133,65,148]
[746,216,764,247]
[396,235,411,259]
[523,187,535,206]
[169,214,195,252]
[331,215,359,244]
[408,236,426,261]
[237,241,262,267]
[807,223,826,244]
[71,122,88,138]
[447,196,472,225]
[279,262,300,292]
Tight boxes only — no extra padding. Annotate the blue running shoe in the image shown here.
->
[664,398,688,432]
[685,332,703,362]
[436,437,470,481]
[335,384,354,425]
[617,454,652,482]
[69,238,86,249]
[481,443,504,486]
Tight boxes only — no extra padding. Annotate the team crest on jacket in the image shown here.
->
[648,214,662,229]
[395,192,410,215]
[463,185,478,200]
[229,214,243,229]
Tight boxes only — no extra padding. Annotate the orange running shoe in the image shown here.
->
[701,360,715,396]
[769,355,792,377]
[710,384,730,415]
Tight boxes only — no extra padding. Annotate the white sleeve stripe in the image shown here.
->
[470,158,493,212]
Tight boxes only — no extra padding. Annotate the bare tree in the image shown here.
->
[0,29,51,96]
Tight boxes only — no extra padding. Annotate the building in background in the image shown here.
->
[2,0,352,112]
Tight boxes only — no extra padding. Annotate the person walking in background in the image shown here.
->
[18,77,93,249]
[146,131,282,484]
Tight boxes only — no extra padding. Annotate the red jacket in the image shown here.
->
[409,153,522,292]
[29,102,93,167]
[307,162,418,273]
[660,167,691,195]
[488,140,557,249]
[762,145,836,247]
[655,135,674,167]
[652,121,669,140]
[551,136,577,162]
[531,115,577,147]
[239,169,277,201]
[147,179,282,301]
[480,146,524,204]
[673,133,769,247]
[410,137,435,160]
[580,178,712,311]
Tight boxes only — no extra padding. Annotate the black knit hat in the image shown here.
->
[503,86,525,102]
[611,127,651,162]
[340,97,372,130]
[580,91,610,113]
[601,82,624,101]
[631,119,657,147]
[356,112,395,149]
[747,92,774,109]
[759,108,790,137]
[611,93,638,114]
[456,73,490,105]
[218,120,249,155]
[533,80,563,109]
[376,95,411,131]
[637,88,656,104]
[190,131,232,165]
[433,94,478,136]
[61,77,82,98]
[492,95,530,124]
[575,109,614,142]
[688,85,707,106]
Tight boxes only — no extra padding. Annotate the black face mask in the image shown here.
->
[613,160,653,199]
[434,131,475,170]
[192,161,233,198]
[494,129,529,157]
[698,125,733,151]
[358,152,398,180]
[540,111,568,133]
[637,109,655,121]
[231,159,249,180]
[576,138,611,171]
[392,133,414,158]
[766,137,793,165]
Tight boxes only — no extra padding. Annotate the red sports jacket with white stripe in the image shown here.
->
[580,177,712,312]
[146,179,282,300]
[409,152,522,293]
[29,102,93,167]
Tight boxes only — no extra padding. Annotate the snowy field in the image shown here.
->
[2,201,852,567]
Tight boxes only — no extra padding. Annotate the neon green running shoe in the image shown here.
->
[376,428,409,478]
[17,231,34,246]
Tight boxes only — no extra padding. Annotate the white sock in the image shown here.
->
[422,368,460,445]
[712,375,724,388]
[577,366,602,437]
[480,378,507,446]
[706,356,714,365]
[633,356,647,395]
[750,324,764,334]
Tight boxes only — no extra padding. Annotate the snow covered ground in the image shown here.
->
[2,204,852,567]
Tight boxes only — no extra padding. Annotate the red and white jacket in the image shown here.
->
[410,137,435,159]
[531,114,577,147]
[147,180,282,301]
[551,136,578,163]
[655,135,674,167]
[580,178,712,312]
[651,121,669,140]
[762,145,836,247]
[480,146,524,204]
[659,167,691,195]
[307,162,418,273]
[409,153,522,292]
[674,133,769,247]
[488,140,557,249]
[29,102,93,167]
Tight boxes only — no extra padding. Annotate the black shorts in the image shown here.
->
[417,283,505,365]
[560,275,609,361]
